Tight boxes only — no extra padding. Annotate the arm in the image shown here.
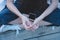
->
[30,0,59,30]
[36,0,58,22]
[7,0,32,30]
[6,0,22,18]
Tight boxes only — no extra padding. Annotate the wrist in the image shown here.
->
[17,13,23,18]
[35,17,42,23]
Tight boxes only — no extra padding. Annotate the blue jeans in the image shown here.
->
[44,8,60,25]
[0,6,60,25]
[0,3,21,25]
[0,8,18,25]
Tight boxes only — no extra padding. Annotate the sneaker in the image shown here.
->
[0,24,22,35]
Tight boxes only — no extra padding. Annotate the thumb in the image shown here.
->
[25,21,31,26]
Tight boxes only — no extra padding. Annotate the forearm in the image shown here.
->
[6,0,22,18]
[38,0,58,21]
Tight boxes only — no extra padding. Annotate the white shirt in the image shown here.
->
[47,0,60,9]
[0,0,16,12]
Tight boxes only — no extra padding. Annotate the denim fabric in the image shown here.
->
[44,8,60,25]
[0,8,60,25]
[0,8,18,25]
[0,0,22,25]
[0,0,60,25]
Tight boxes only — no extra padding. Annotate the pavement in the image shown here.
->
[0,26,60,40]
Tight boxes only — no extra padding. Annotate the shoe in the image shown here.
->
[0,24,22,35]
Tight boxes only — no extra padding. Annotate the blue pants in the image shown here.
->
[0,3,21,25]
[0,8,18,25]
[0,7,60,25]
[44,8,60,25]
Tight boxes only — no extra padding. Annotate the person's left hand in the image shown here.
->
[29,18,40,31]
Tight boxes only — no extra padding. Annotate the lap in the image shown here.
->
[0,8,18,24]
[44,8,60,25]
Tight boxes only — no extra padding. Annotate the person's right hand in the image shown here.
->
[21,15,32,30]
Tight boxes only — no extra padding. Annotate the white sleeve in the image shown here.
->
[14,0,16,3]
[0,0,6,12]
[58,0,60,9]
[0,0,4,4]
[47,0,51,4]
[47,0,60,9]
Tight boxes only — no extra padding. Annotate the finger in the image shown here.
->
[27,25,36,31]
[25,21,30,26]
[31,24,39,30]
[24,22,31,30]
[26,21,32,27]
[28,22,39,31]
[23,21,28,30]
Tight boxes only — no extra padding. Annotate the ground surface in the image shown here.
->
[0,26,60,40]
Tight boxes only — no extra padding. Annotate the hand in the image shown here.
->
[21,15,32,30]
[29,18,40,31]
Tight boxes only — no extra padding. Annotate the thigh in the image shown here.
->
[9,14,29,24]
[0,8,18,24]
[9,18,22,24]
[39,20,52,26]
[44,8,60,25]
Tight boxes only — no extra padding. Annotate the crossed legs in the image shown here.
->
[9,14,52,26]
